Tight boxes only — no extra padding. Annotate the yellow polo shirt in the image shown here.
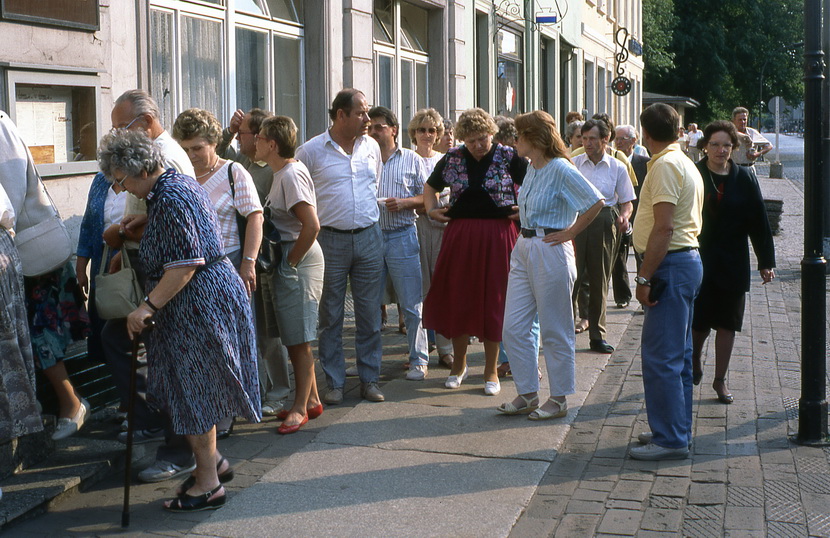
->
[633,143,703,254]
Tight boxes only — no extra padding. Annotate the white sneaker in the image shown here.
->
[406,364,428,381]
[484,381,501,396]
[445,367,468,389]
[261,400,284,416]
[345,365,359,377]
[52,398,90,441]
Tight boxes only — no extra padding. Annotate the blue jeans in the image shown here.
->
[641,250,702,449]
[317,224,384,389]
[382,226,429,366]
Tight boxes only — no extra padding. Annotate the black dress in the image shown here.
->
[692,158,775,332]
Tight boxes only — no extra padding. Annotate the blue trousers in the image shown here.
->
[317,224,384,390]
[641,250,702,449]
[382,226,429,366]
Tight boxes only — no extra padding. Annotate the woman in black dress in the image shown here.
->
[691,121,775,404]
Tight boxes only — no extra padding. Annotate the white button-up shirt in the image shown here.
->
[296,129,382,229]
[572,152,636,207]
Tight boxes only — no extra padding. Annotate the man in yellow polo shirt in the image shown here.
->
[630,103,704,461]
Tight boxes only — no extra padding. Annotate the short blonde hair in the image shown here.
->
[454,108,498,141]
[172,108,222,145]
[407,108,444,145]
[259,116,297,159]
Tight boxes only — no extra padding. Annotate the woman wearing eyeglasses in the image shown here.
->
[691,120,776,404]
[408,108,454,370]
[172,109,263,297]
[100,129,261,512]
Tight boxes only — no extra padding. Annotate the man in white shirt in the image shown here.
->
[686,123,704,162]
[368,106,430,381]
[731,106,773,167]
[572,119,636,354]
[296,89,385,404]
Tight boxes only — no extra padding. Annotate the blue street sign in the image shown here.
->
[535,15,557,23]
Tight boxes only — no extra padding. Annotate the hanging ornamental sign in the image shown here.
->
[612,27,632,96]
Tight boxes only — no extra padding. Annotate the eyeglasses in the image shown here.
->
[617,136,635,142]
[416,127,437,134]
[113,173,128,188]
[255,134,268,141]
[111,116,141,132]
[707,142,733,150]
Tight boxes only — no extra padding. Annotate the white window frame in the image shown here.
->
[150,0,305,138]
[5,70,102,177]
[373,0,430,137]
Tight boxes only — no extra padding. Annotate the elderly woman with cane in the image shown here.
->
[99,129,260,512]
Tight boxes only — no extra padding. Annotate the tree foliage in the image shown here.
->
[642,0,804,125]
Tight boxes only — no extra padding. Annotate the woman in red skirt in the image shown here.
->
[423,108,527,396]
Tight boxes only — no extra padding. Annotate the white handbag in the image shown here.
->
[14,214,72,276]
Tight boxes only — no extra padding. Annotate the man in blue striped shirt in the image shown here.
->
[368,106,430,381]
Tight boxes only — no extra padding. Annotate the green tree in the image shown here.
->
[643,0,803,125]
[642,0,677,77]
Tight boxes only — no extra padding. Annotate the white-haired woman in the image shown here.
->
[99,129,260,512]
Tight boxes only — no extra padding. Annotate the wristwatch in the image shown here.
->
[634,275,651,286]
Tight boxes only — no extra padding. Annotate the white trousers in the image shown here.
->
[502,236,577,396]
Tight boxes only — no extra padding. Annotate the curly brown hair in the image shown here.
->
[454,108,498,141]
[172,108,223,145]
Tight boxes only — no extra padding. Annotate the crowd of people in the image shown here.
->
[0,88,777,510]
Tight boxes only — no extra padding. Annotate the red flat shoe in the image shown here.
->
[277,404,323,420]
[277,415,309,435]
[307,403,323,419]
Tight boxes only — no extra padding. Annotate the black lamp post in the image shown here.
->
[795,0,828,445]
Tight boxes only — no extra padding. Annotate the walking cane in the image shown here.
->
[122,318,155,528]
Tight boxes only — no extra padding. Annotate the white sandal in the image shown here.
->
[528,398,567,420]
[497,394,539,415]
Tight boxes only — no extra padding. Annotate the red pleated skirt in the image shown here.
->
[423,218,518,342]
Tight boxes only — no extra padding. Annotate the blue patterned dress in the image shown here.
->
[141,169,260,435]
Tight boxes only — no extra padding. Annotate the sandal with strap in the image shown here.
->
[164,484,225,512]
[497,394,539,415]
[176,457,235,496]
[528,398,568,421]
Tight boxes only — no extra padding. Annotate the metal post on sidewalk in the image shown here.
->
[794,0,829,445]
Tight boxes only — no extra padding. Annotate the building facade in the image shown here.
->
[0,0,642,235]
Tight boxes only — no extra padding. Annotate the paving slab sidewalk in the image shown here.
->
[512,174,830,537]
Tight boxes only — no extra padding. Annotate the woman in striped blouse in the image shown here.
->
[498,110,603,420]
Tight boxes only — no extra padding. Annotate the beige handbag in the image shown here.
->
[95,246,143,320]
[12,158,72,276]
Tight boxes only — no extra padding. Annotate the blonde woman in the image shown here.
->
[408,108,452,369]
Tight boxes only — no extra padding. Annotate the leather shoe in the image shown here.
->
[324,388,344,405]
[589,339,614,354]
[360,382,385,402]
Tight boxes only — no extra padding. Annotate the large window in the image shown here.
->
[497,29,523,117]
[4,71,101,176]
[150,0,304,138]
[373,0,429,145]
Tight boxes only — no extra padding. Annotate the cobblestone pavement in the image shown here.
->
[511,174,830,537]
